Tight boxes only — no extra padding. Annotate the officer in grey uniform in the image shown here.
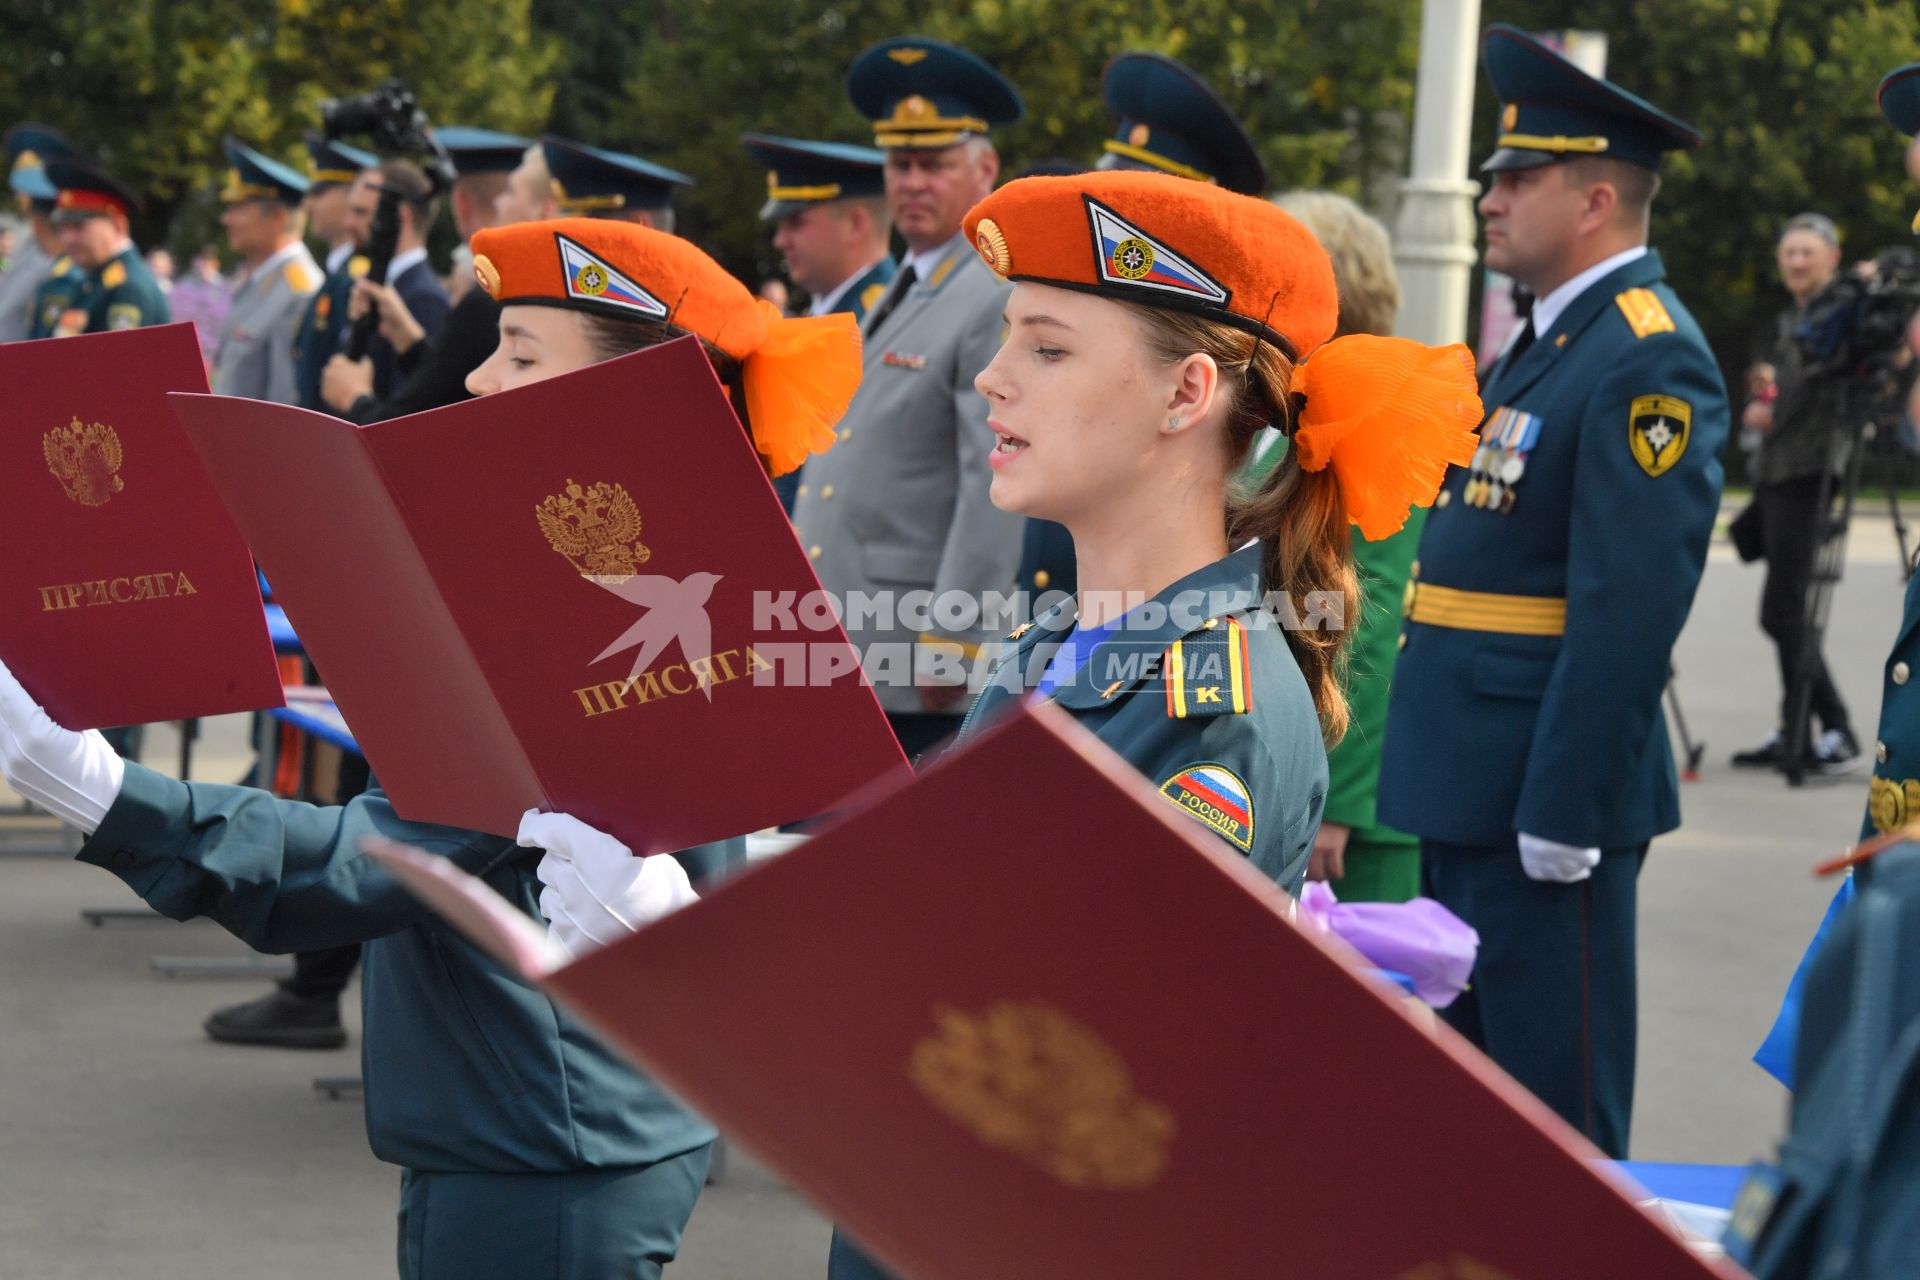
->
[213,138,320,403]
[0,123,79,342]
[790,36,1027,760]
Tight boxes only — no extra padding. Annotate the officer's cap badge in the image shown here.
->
[887,47,929,65]
[471,253,502,299]
[43,417,125,507]
[973,216,1011,276]
[557,235,668,319]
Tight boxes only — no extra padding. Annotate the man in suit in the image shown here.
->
[740,132,896,509]
[319,159,450,413]
[212,138,319,404]
[791,36,1026,762]
[1377,25,1730,1158]
[319,127,526,424]
[292,133,379,411]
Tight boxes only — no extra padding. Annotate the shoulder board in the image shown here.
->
[1163,616,1253,719]
[284,259,317,293]
[101,261,127,289]
[858,281,887,315]
[926,254,959,290]
[1614,287,1675,340]
[50,256,71,274]
[348,255,371,279]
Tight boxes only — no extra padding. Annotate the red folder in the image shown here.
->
[373,704,1738,1280]
[168,336,905,853]
[2,324,282,728]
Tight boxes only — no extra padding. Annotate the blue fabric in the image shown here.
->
[1612,1160,1746,1210]
[264,603,301,652]
[1753,875,1856,1089]
[1029,614,1128,702]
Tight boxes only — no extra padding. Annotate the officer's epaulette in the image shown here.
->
[284,259,317,294]
[50,256,71,274]
[1163,616,1253,719]
[927,254,959,290]
[1614,287,1675,340]
[858,281,887,314]
[101,261,127,289]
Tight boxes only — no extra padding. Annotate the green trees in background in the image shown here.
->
[6,0,1920,376]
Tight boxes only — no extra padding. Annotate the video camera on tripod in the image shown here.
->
[319,79,456,362]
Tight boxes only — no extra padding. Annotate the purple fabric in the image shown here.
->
[168,276,233,365]
[1298,881,1479,1008]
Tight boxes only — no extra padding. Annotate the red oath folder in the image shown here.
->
[169,336,905,853]
[373,704,1738,1280]
[1,324,281,728]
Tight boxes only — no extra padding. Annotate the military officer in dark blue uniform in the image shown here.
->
[1859,65,1920,878]
[292,133,378,411]
[1377,25,1730,1158]
[34,156,168,338]
[741,132,897,509]
[542,135,692,231]
[1015,51,1271,611]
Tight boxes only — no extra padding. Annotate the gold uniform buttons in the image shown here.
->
[1878,740,1890,764]
[1436,489,1451,508]
[1033,570,1050,588]
[822,485,834,500]
[809,545,822,560]
[1895,661,1910,686]
[797,484,809,498]
[1398,632,1408,650]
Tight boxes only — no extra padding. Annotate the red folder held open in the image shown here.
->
[1,324,282,728]
[373,704,1737,1280]
[168,336,905,853]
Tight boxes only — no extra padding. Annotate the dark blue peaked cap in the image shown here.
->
[541,135,693,213]
[222,137,309,205]
[304,133,378,187]
[1099,52,1266,195]
[846,37,1023,149]
[740,133,886,220]
[1880,64,1920,137]
[5,122,77,204]
[1481,24,1701,172]
[433,126,533,177]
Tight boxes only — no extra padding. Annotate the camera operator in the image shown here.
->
[319,159,450,413]
[1733,213,1860,771]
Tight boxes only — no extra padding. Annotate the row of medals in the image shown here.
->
[1462,407,1538,513]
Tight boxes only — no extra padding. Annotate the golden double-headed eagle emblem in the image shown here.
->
[43,417,125,507]
[908,1000,1176,1190]
[536,479,650,580]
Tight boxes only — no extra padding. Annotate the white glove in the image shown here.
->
[517,809,697,960]
[0,656,125,835]
[1517,832,1601,884]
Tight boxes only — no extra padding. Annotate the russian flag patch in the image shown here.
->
[1160,763,1255,852]
[1086,197,1229,307]
[556,234,668,319]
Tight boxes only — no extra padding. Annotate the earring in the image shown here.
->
[1165,415,1181,433]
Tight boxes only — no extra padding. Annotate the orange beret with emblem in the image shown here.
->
[468,217,859,477]
[963,173,1482,540]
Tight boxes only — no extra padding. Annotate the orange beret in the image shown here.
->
[963,171,1339,359]
[964,173,1483,540]
[467,217,859,477]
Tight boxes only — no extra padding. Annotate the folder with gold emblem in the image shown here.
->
[167,336,905,852]
[369,703,1735,1280]
[2,324,283,728]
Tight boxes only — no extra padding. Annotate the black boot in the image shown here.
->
[204,987,346,1049]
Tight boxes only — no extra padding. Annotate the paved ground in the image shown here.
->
[0,510,1906,1275]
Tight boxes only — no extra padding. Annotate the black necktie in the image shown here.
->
[1505,318,1536,365]
[865,263,917,335]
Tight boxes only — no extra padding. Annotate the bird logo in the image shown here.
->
[588,571,724,695]
[43,417,125,507]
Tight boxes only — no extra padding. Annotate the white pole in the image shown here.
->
[1393,0,1484,346]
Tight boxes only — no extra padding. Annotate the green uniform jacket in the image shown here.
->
[293,251,360,411]
[958,544,1328,895]
[25,253,88,339]
[77,243,170,334]
[82,765,716,1173]
[1321,512,1424,850]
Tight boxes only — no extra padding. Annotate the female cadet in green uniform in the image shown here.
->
[823,169,1482,1280]
[0,217,859,1280]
